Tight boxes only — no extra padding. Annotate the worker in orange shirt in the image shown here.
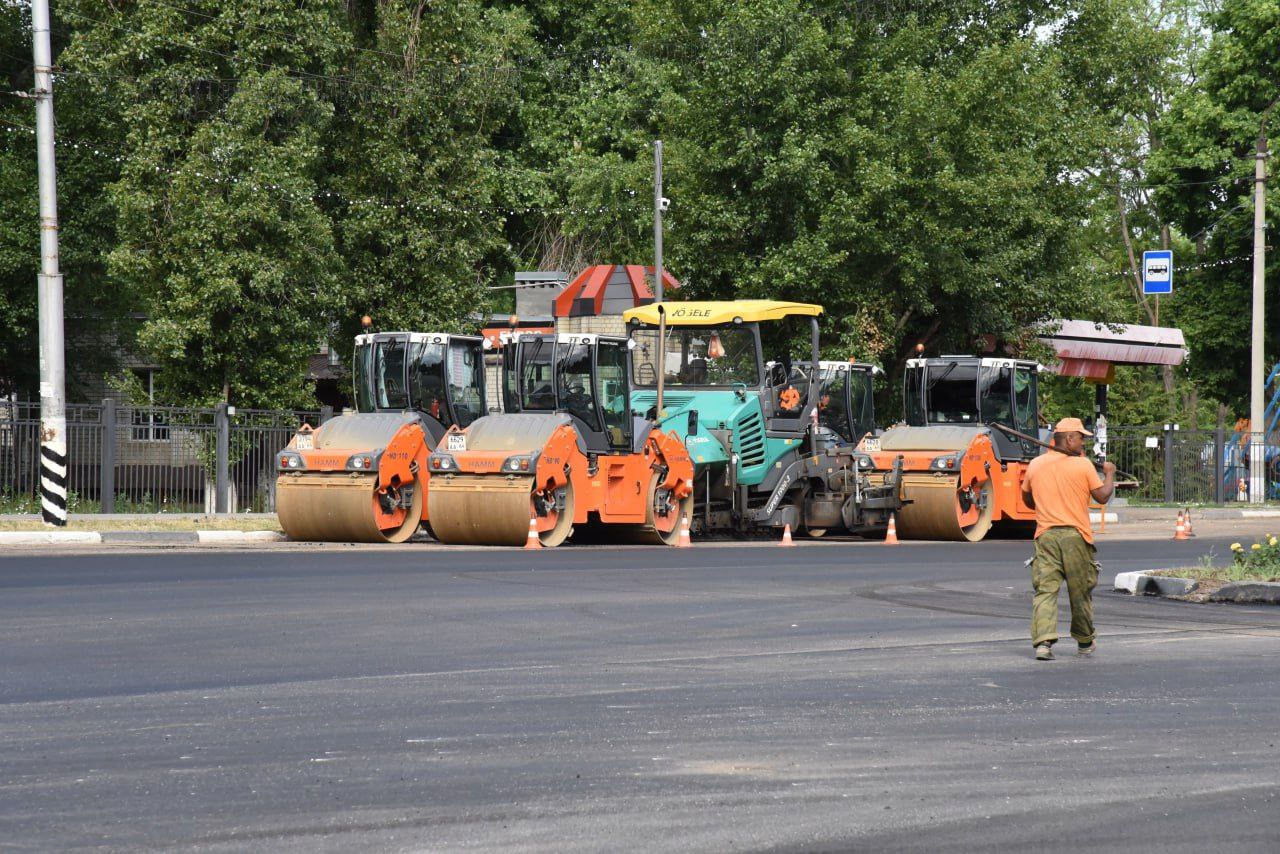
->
[1021,418,1116,661]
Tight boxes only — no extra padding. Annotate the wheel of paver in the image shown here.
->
[277,472,422,543]
[629,471,694,545]
[896,474,994,542]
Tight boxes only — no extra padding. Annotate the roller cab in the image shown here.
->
[426,333,695,547]
[275,332,487,543]
[862,356,1042,542]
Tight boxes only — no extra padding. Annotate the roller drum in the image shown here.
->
[895,473,994,542]
[428,474,575,547]
[276,472,422,543]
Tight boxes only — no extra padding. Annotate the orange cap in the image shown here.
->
[1053,417,1093,437]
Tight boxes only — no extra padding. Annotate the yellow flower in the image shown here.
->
[1252,543,1262,550]
[1270,537,1277,547]
[1231,542,1243,551]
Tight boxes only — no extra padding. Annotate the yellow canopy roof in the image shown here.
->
[622,300,823,326]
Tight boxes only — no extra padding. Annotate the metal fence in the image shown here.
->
[1104,426,1278,505]
[0,400,324,513]
[4,405,1277,513]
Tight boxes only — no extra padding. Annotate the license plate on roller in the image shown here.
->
[861,437,880,453]
[446,433,466,452]
[295,433,313,450]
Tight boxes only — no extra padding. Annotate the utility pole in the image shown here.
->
[654,140,666,419]
[653,139,664,303]
[1249,104,1275,504]
[31,0,68,526]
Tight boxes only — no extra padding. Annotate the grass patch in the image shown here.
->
[1151,552,1280,584]
[0,516,282,532]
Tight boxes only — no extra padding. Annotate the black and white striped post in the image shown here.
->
[31,0,67,526]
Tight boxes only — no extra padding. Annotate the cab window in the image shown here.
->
[373,338,409,410]
[630,325,759,387]
[850,370,875,440]
[520,338,556,410]
[448,341,484,428]
[410,342,446,421]
[557,341,598,431]
[978,366,1014,428]
[819,367,851,441]
[1014,367,1038,435]
[596,340,630,448]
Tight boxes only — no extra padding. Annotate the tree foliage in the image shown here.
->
[0,0,1258,421]
[1153,0,1280,414]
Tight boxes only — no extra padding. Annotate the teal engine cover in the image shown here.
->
[631,389,790,486]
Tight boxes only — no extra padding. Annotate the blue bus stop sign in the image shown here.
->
[1142,250,1173,295]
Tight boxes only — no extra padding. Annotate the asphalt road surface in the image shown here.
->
[2,531,1279,852]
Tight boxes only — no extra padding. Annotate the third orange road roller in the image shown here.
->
[861,355,1044,542]
[425,332,695,547]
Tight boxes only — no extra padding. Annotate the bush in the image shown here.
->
[1228,536,1280,581]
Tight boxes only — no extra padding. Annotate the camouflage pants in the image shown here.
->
[1030,526,1099,648]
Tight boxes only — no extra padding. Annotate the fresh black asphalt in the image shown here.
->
[2,535,1278,851]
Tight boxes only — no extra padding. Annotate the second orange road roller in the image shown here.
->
[275,330,488,542]
[425,332,696,547]
[861,355,1043,542]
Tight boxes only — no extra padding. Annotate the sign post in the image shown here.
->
[1141,249,1173,326]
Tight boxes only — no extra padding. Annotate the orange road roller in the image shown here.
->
[861,356,1043,542]
[426,333,695,547]
[275,331,487,543]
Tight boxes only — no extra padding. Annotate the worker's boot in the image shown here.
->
[1034,643,1054,661]
[1077,641,1097,656]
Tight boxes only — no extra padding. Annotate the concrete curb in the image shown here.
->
[0,531,102,545]
[1108,507,1280,523]
[1207,581,1280,604]
[1112,571,1198,596]
[0,530,285,546]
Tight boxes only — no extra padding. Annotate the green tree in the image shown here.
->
[0,3,127,399]
[60,0,352,407]
[1152,0,1280,415]
[327,0,535,346]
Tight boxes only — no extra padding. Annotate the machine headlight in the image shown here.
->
[347,454,376,471]
[930,453,961,470]
[503,455,533,472]
[278,452,303,471]
[430,455,453,471]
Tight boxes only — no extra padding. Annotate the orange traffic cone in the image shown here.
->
[676,514,692,548]
[524,511,542,549]
[1183,507,1195,537]
[885,513,900,545]
[1173,510,1188,541]
[779,523,795,547]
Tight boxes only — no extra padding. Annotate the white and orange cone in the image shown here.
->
[885,513,900,545]
[676,514,692,548]
[524,511,542,550]
[1173,510,1188,541]
[1183,507,1195,537]
[779,523,795,547]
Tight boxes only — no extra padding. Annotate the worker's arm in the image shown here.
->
[1090,460,1117,504]
[1021,472,1035,510]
